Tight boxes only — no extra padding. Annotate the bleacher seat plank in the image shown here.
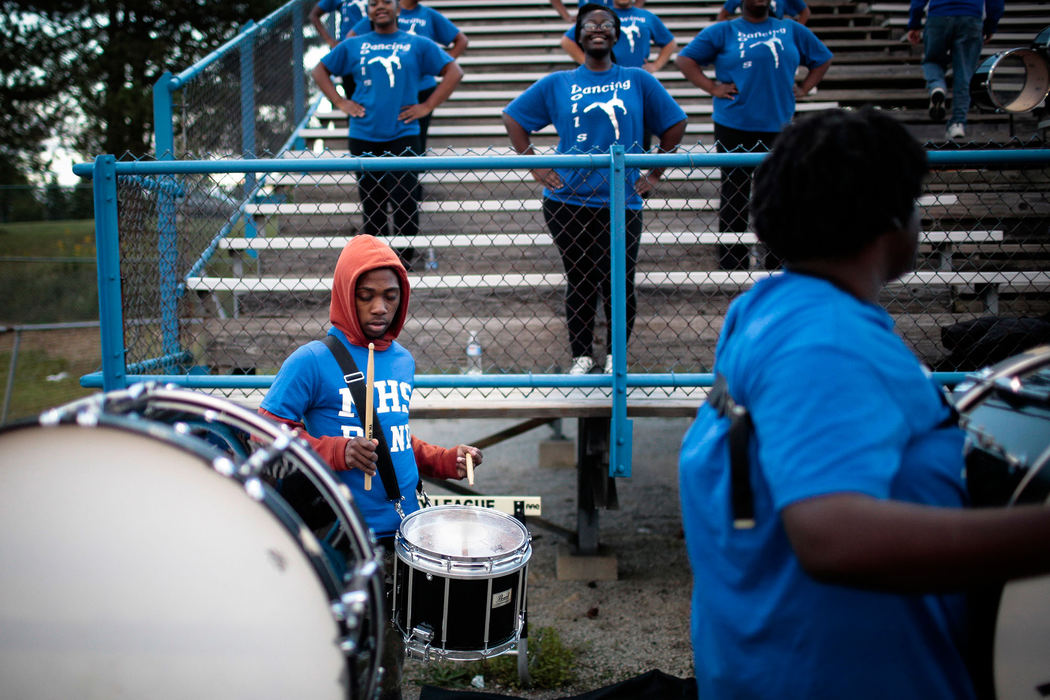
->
[217,230,1001,251]
[185,267,1047,298]
[244,197,719,215]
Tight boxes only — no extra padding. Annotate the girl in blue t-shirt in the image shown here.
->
[349,0,468,152]
[677,0,831,270]
[503,4,686,375]
[311,0,463,269]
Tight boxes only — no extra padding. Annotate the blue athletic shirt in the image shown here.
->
[561,7,675,68]
[679,17,832,132]
[503,64,686,209]
[261,328,422,539]
[679,271,974,699]
[320,30,453,141]
[351,5,461,90]
[318,0,367,41]
[721,0,808,20]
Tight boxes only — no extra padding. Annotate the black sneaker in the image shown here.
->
[928,87,946,122]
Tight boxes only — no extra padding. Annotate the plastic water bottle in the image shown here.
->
[465,331,483,375]
[425,247,438,271]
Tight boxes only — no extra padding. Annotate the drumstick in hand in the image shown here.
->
[465,451,474,486]
[364,342,374,491]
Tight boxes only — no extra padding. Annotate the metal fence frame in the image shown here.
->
[72,147,1050,478]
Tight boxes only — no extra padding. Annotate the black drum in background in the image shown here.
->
[955,347,1050,700]
[393,505,531,661]
[971,26,1050,113]
[0,385,384,700]
[955,346,1050,507]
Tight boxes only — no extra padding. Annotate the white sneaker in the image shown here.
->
[603,354,614,374]
[946,122,965,140]
[569,356,594,375]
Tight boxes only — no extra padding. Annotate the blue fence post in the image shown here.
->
[609,145,633,478]
[93,156,128,391]
[292,3,306,151]
[152,71,181,360]
[241,21,258,245]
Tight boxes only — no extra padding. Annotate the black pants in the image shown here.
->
[415,86,436,154]
[543,198,642,359]
[349,136,420,267]
[714,122,779,270]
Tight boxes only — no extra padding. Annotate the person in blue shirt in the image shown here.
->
[560,0,676,72]
[676,0,830,270]
[311,0,463,269]
[261,233,481,700]
[717,0,810,24]
[349,0,468,153]
[310,0,370,97]
[679,106,1050,700]
[503,4,687,375]
[906,0,1004,141]
[310,0,368,47]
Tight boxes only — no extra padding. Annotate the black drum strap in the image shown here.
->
[707,373,756,529]
[322,335,402,503]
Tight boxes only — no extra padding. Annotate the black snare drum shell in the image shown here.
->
[394,558,526,652]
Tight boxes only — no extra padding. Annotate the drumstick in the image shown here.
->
[465,451,474,486]
[364,342,374,491]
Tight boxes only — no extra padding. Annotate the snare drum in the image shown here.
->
[393,505,531,661]
[0,385,383,700]
[955,348,1050,699]
[970,48,1050,113]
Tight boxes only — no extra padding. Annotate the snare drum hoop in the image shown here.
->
[40,384,386,700]
[954,345,1050,413]
[395,505,532,579]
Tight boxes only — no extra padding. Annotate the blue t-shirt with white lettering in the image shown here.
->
[503,64,686,209]
[260,328,421,539]
[351,5,461,90]
[562,7,675,68]
[679,17,832,132]
[318,0,367,41]
[320,30,454,141]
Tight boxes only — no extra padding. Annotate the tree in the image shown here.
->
[0,0,286,180]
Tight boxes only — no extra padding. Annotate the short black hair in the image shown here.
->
[751,107,927,263]
[574,4,621,46]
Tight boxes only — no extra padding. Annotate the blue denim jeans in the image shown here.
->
[922,14,984,125]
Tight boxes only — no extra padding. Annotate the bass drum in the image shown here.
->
[970,48,1050,113]
[0,384,383,700]
[955,347,1050,699]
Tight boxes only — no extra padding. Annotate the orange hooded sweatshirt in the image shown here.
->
[260,234,461,480]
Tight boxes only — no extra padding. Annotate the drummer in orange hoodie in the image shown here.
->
[260,234,481,700]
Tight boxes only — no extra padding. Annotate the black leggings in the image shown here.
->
[348,136,420,265]
[714,122,779,270]
[543,199,642,359]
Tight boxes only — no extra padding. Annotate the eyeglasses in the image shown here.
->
[582,20,616,31]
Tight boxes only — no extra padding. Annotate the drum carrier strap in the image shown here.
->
[322,335,406,514]
[707,373,757,530]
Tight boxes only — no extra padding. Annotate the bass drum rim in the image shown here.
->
[970,48,1050,114]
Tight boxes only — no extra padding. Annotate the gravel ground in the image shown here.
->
[399,415,698,699]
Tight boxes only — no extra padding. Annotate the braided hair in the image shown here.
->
[751,107,927,263]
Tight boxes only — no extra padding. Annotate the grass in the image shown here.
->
[0,219,97,324]
[0,219,100,423]
[411,626,578,692]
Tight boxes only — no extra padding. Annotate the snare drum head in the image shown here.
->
[0,421,349,699]
[398,505,530,572]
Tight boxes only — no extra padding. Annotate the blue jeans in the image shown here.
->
[922,14,984,125]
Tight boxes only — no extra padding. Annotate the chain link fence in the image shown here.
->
[94,143,1050,407]
[155,0,324,161]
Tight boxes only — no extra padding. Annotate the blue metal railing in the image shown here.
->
[73,148,1050,478]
